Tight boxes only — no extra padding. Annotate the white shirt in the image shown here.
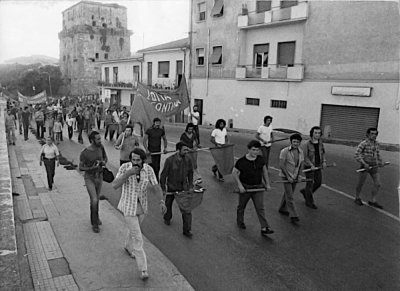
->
[211,128,227,145]
[257,125,273,147]
[112,111,120,123]
[40,144,59,159]
[191,111,200,126]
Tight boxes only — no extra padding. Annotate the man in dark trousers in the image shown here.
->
[232,140,274,236]
[21,106,31,141]
[76,111,85,144]
[160,142,194,238]
[300,126,327,209]
[143,117,168,180]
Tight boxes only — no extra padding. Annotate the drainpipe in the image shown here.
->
[188,0,193,106]
[206,28,210,96]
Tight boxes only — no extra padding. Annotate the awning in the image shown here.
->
[211,0,224,17]
[254,44,269,54]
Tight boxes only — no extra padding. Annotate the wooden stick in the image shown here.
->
[233,188,265,193]
[356,162,390,172]
[272,179,313,183]
[303,163,337,173]
[150,150,175,156]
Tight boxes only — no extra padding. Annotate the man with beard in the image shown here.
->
[160,142,195,238]
[114,125,140,166]
[143,118,168,180]
[79,131,108,233]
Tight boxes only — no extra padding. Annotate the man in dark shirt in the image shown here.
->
[143,118,168,180]
[76,111,85,144]
[21,106,31,141]
[300,126,327,209]
[232,140,274,236]
[160,142,194,238]
[79,131,108,233]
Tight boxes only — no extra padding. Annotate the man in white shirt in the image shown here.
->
[210,119,228,182]
[189,105,201,145]
[256,115,274,168]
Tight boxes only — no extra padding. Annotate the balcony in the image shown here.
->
[235,64,304,81]
[238,2,308,29]
[98,81,135,89]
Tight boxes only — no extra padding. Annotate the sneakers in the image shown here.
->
[183,231,193,238]
[140,270,149,281]
[261,227,274,236]
[306,203,318,209]
[368,201,383,209]
[354,198,363,206]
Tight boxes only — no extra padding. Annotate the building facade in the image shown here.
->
[59,1,132,96]
[98,38,190,121]
[190,0,399,144]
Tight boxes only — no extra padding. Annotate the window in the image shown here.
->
[211,46,222,65]
[95,53,99,59]
[113,67,118,83]
[280,0,298,9]
[278,41,295,67]
[198,2,206,21]
[105,67,110,83]
[246,98,260,106]
[211,0,224,18]
[158,61,170,78]
[196,48,205,65]
[253,44,269,67]
[133,65,140,82]
[104,53,108,60]
[271,100,287,108]
[256,0,272,13]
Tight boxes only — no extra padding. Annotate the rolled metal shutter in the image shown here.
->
[320,104,380,141]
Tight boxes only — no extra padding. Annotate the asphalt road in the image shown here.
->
[56,124,400,291]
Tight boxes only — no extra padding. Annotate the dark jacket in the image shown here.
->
[302,140,326,168]
[160,153,193,192]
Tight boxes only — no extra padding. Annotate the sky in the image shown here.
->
[0,0,189,63]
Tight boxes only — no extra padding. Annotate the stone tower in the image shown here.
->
[58,1,132,95]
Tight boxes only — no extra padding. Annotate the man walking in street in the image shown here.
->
[189,105,201,145]
[34,107,45,139]
[354,128,384,209]
[21,106,31,141]
[112,148,166,280]
[143,118,168,180]
[232,140,274,236]
[5,109,16,145]
[300,126,327,209]
[256,115,274,168]
[160,142,195,238]
[76,111,85,144]
[114,125,140,166]
[79,131,108,233]
[278,133,304,223]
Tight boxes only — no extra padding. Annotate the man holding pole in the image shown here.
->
[232,140,274,236]
[299,126,326,209]
[278,133,304,223]
[354,128,384,209]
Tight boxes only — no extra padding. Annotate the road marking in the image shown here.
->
[169,141,400,222]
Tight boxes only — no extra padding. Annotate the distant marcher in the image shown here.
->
[143,118,168,180]
[5,109,16,145]
[180,123,202,184]
[114,125,139,166]
[39,136,59,191]
[17,107,23,135]
[70,107,78,131]
[76,111,85,144]
[255,115,274,168]
[300,126,327,209]
[79,131,108,233]
[354,128,384,209]
[53,118,63,144]
[66,114,74,140]
[232,140,274,236]
[278,133,304,223]
[160,142,195,238]
[112,148,166,281]
[21,106,30,141]
[189,105,201,145]
[104,110,115,141]
[46,113,55,138]
[34,109,45,139]
[210,119,228,182]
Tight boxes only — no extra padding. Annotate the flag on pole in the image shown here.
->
[130,75,190,131]
[210,144,235,176]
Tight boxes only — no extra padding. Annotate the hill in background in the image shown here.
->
[3,55,59,65]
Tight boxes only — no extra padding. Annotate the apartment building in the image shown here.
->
[190,0,399,144]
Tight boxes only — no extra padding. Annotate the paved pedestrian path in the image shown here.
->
[10,134,193,290]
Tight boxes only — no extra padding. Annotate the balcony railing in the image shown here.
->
[236,64,304,81]
[98,81,135,89]
[238,2,308,29]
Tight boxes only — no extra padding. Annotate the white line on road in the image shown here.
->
[168,142,400,222]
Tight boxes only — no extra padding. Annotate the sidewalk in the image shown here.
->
[10,133,193,290]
